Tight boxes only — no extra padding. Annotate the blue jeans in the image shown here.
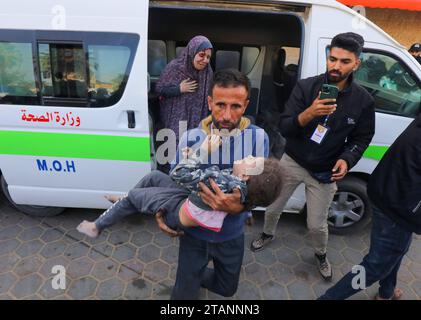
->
[319,206,413,300]
[171,233,244,300]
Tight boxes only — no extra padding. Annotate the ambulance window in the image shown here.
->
[355,51,421,118]
[1,30,138,107]
[87,45,131,106]
[241,47,259,74]
[215,50,240,70]
[0,42,37,104]
[148,40,167,77]
[39,43,87,99]
[176,46,185,58]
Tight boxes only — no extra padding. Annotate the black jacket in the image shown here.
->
[280,73,375,173]
[368,115,421,234]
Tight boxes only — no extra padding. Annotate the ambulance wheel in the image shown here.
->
[327,176,372,235]
[1,175,65,217]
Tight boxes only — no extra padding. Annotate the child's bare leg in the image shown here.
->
[105,194,127,203]
[77,220,99,238]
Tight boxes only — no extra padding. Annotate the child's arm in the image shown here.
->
[172,135,221,172]
[171,135,222,190]
[170,159,201,190]
[181,147,194,160]
[181,135,221,162]
[170,149,203,190]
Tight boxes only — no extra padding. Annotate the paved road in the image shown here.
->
[0,192,420,300]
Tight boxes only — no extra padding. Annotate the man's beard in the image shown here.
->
[211,116,241,135]
[327,69,352,83]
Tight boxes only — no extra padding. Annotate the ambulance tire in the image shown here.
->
[328,177,372,235]
[1,175,65,217]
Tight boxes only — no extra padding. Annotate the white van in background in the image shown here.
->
[0,0,420,234]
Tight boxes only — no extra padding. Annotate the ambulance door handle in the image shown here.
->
[127,110,136,128]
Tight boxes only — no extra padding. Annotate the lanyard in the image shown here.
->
[323,115,330,127]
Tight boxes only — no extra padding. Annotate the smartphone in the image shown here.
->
[320,84,339,105]
[310,171,333,184]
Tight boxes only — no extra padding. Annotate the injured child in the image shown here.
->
[77,135,284,237]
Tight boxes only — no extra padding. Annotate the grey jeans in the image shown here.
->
[263,154,337,255]
[95,170,190,231]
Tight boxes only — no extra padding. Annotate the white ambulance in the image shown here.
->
[0,0,420,234]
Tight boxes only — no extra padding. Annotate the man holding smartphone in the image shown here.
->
[251,33,376,280]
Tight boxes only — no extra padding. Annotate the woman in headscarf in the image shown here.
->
[156,35,213,142]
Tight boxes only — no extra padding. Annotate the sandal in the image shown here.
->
[374,288,403,300]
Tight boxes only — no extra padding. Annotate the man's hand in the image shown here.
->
[199,179,245,214]
[200,135,221,154]
[331,159,348,182]
[155,211,184,237]
[181,147,193,159]
[298,92,337,127]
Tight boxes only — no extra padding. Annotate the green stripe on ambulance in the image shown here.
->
[363,145,389,161]
[0,131,389,163]
[0,131,151,162]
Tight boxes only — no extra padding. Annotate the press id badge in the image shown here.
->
[310,124,329,144]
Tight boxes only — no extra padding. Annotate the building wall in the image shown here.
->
[365,8,421,49]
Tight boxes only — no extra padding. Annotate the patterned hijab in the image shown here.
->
[156,35,213,141]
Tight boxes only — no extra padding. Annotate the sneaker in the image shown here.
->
[250,233,274,252]
[315,253,332,280]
